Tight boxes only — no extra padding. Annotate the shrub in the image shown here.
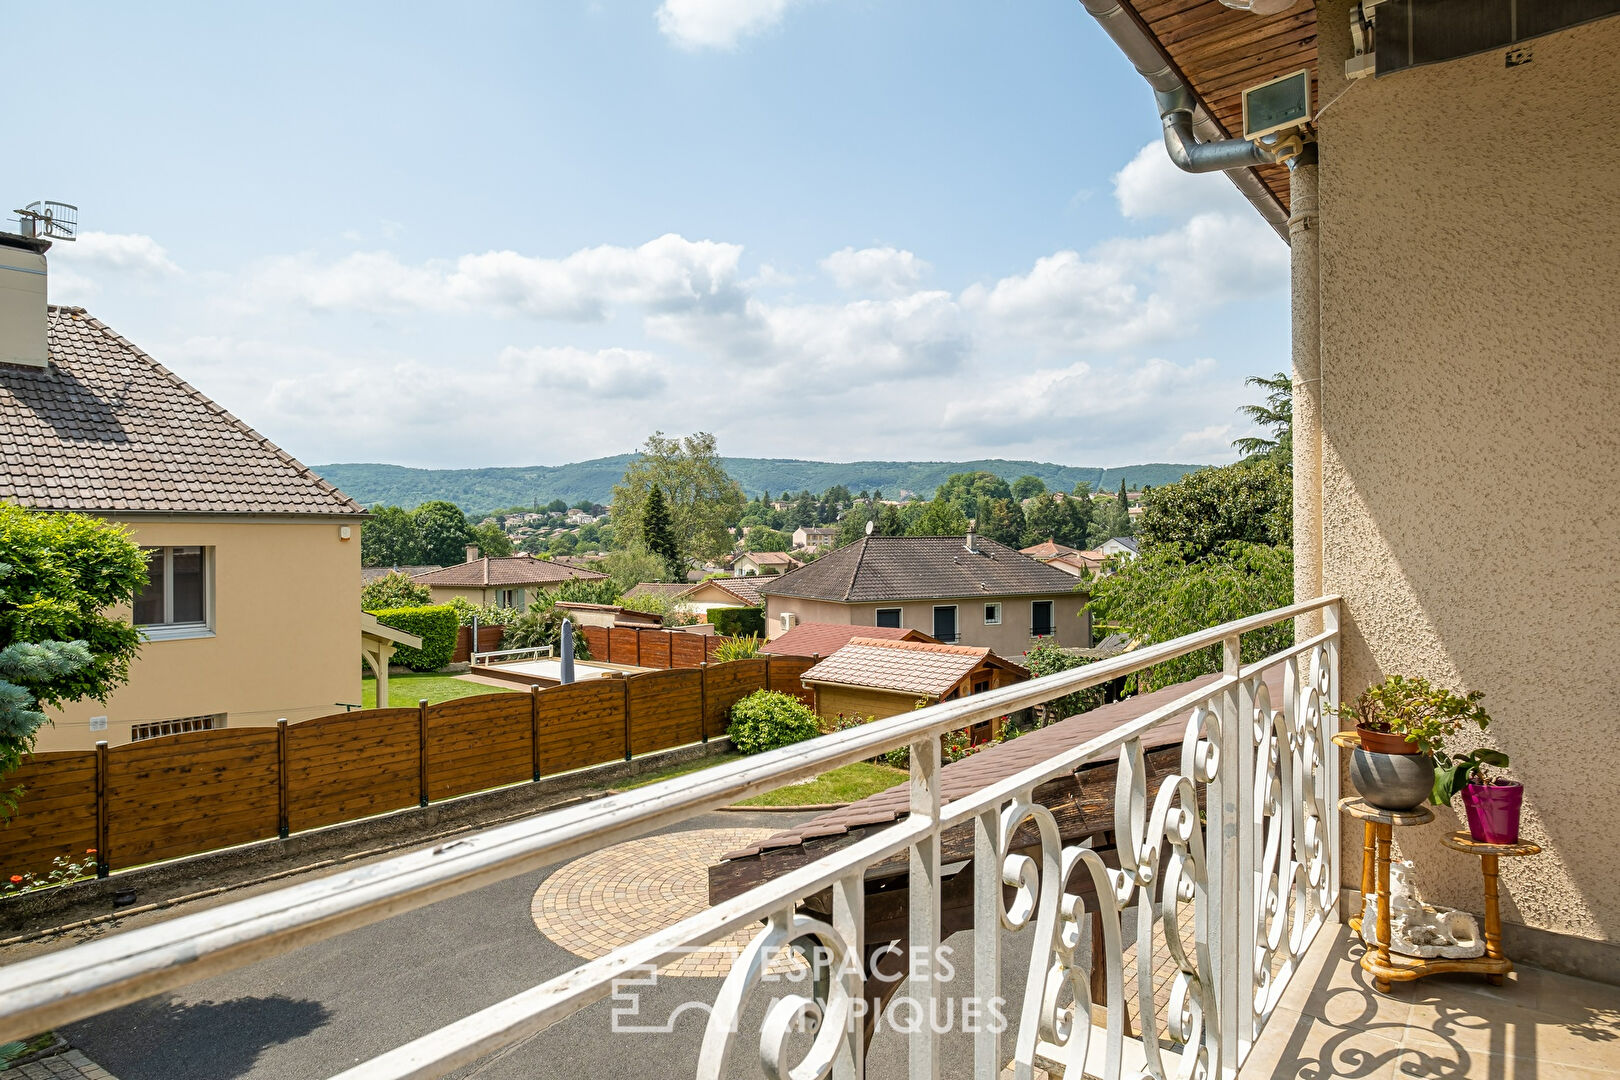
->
[713,634,762,662]
[370,605,458,671]
[727,690,822,754]
[709,605,765,638]
[1023,638,1107,722]
[362,571,431,611]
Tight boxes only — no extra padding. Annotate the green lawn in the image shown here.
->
[735,762,907,807]
[619,751,745,790]
[361,673,520,709]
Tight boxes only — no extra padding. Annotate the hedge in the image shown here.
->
[709,605,765,638]
[370,604,459,671]
[727,690,822,754]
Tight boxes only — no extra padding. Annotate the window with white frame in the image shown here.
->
[134,547,211,637]
[983,602,1001,625]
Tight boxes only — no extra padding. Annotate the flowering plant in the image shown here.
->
[2,849,96,897]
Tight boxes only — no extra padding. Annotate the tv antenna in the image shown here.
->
[14,201,78,241]
[865,520,874,536]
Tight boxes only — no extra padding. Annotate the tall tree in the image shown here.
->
[1,506,147,817]
[908,498,970,537]
[641,485,682,581]
[981,498,1026,546]
[935,471,1013,520]
[746,526,790,552]
[360,504,416,567]
[1011,475,1047,501]
[1135,458,1291,559]
[470,520,514,558]
[1022,492,1092,549]
[1232,372,1294,462]
[414,501,477,566]
[610,432,746,564]
[1118,478,1129,509]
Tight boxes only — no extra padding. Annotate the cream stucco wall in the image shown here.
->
[39,518,362,750]
[764,593,1090,656]
[1313,8,1620,949]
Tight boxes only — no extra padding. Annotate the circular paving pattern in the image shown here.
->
[532,827,801,978]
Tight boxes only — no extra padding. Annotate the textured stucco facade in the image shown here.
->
[763,593,1090,656]
[1312,8,1620,957]
[39,518,362,749]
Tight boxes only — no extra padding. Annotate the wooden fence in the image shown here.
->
[580,625,728,669]
[1,655,819,883]
[451,624,505,664]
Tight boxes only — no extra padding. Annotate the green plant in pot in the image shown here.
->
[1334,676,1488,812]
[1434,746,1520,845]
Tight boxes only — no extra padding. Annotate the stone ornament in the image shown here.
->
[1361,859,1484,959]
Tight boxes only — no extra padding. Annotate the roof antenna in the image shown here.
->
[865,519,874,536]
[13,201,78,241]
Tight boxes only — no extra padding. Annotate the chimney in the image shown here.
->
[466,544,480,564]
[964,520,979,555]
[0,233,50,369]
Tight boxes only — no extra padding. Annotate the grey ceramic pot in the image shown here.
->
[1350,747,1435,811]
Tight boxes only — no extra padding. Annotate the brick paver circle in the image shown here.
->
[531,827,801,979]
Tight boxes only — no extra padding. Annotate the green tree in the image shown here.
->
[787,490,819,529]
[546,499,568,513]
[360,504,416,567]
[1022,492,1092,549]
[548,532,579,557]
[610,431,746,564]
[598,545,667,593]
[908,498,970,537]
[470,520,514,558]
[1118,478,1129,509]
[0,506,147,815]
[1087,541,1294,691]
[934,471,1013,520]
[414,501,477,566]
[1233,372,1293,462]
[1087,494,1133,548]
[1012,475,1047,501]
[746,526,790,552]
[361,571,431,610]
[641,484,682,581]
[1135,458,1291,559]
[980,498,1026,546]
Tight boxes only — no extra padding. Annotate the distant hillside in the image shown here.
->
[312,457,1207,514]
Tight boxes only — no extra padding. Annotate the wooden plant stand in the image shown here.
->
[1340,796,1539,991]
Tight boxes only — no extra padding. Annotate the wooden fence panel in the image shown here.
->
[0,751,98,882]
[608,627,640,665]
[702,658,769,740]
[106,728,280,869]
[452,625,505,663]
[285,708,420,832]
[425,693,533,801]
[670,633,708,668]
[581,626,610,661]
[641,631,672,670]
[535,679,627,775]
[768,656,817,705]
[627,668,703,756]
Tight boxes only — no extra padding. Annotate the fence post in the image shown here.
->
[764,653,773,694]
[634,630,642,667]
[94,740,109,879]
[699,662,708,743]
[276,718,290,839]
[621,675,633,761]
[418,698,430,807]
[605,630,613,664]
[530,685,542,782]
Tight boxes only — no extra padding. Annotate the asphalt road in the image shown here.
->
[35,810,1050,1080]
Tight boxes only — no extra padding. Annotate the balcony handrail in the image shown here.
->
[0,593,1340,1054]
[470,644,554,665]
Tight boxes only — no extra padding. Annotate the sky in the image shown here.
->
[11,0,1290,470]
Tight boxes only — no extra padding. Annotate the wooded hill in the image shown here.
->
[312,457,1205,514]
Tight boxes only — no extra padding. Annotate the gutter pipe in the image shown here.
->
[1080,0,1291,240]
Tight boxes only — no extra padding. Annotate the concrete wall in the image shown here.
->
[40,518,362,749]
[764,592,1090,655]
[1314,8,1620,955]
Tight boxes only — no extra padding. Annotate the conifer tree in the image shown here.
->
[642,485,682,581]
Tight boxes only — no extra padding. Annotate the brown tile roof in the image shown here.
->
[361,565,442,584]
[716,666,1281,862]
[801,637,1004,697]
[412,554,608,587]
[758,534,1082,603]
[740,551,802,568]
[1020,539,1080,560]
[705,577,763,606]
[0,307,364,515]
[761,622,934,657]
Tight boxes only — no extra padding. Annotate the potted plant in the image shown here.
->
[1334,676,1489,812]
[1435,747,1520,844]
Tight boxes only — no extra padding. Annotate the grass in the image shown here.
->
[361,672,520,709]
[735,761,907,807]
[619,751,745,790]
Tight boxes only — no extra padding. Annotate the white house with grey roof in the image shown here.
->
[0,231,383,749]
[757,531,1089,656]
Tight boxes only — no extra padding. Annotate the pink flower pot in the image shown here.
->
[1462,781,1523,845]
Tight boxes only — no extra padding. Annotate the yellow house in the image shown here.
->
[0,247,371,749]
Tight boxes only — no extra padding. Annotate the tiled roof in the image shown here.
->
[758,535,1081,603]
[1020,539,1080,559]
[801,637,1001,697]
[412,554,607,587]
[706,577,763,606]
[623,582,691,600]
[716,667,1281,863]
[761,622,933,657]
[740,551,802,567]
[0,307,364,515]
[361,565,442,584]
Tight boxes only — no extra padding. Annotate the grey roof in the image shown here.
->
[757,534,1082,603]
[0,307,364,515]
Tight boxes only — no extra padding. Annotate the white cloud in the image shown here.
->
[48,231,181,304]
[820,246,930,296]
[1113,141,1252,221]
[495,345,668,398]
[253,233,746,321]
[655,0,799,50]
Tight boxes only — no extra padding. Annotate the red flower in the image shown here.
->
[86,848,96,854]
[8,875,21,884]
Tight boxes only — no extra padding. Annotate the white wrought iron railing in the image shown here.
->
[0,596,1340,1079]
[470,644,555,665]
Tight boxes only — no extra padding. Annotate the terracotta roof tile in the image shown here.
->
[759,535,1081,603]
[412,554,608,587]
[761,622,934,657]
[0,308,363,515]
[800,637,1004,697]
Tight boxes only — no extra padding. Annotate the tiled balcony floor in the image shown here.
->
[1242,924,1620,1079]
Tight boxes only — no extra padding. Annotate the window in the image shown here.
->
[973,679,990,695]
[134,547,211,638]
[875,608,903,628]
[1031,600,1055,637]
[932,605,958,643]
[495,588,525,610]
[983,603,1001,625]
[131,713,222,742]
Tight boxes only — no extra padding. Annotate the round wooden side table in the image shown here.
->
[1439,830,1542,985]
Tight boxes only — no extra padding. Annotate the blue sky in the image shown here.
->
[14,0,1289,469]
